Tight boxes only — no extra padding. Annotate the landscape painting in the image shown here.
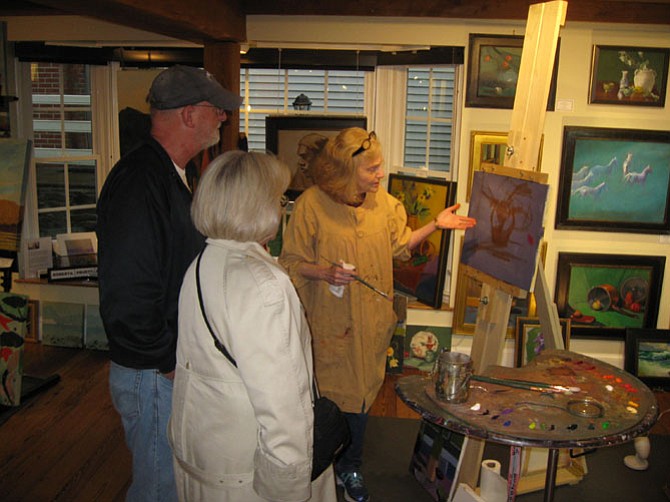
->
[0,140,32,251]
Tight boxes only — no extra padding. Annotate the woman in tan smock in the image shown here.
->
[279,128,475,502]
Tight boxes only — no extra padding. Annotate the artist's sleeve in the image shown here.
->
[279,197,318,290]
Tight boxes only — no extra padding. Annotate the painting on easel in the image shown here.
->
[461,168,548,291]
[0,140,32,252]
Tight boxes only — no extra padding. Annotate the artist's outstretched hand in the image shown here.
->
[435,203,476,230]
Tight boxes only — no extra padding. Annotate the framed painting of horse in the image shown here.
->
[555,126,670,234]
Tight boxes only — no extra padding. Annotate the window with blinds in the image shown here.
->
[404,67,457,174]
[240,68,366,151]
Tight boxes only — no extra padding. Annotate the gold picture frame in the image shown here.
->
[452,239,546,338]
[25,299,39,342]
[466,131,544,202]
[514,317,571,368]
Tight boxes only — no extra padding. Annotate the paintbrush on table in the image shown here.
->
[471,374,581,394]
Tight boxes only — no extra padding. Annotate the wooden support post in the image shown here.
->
[452,2,568,498]
[204,42,241,154]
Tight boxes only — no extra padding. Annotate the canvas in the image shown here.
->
[385,325,405,374]
[461,170,548,291]
[0,292,28,406]
[403,325,452,372]
[0,140,32,252]
[265,115,367,199]
[42,301,84,348]
[389,174,457,308]
[409,420,465,502]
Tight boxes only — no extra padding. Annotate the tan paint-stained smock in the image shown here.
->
[280,186,412,413]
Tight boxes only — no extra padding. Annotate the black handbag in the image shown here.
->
[195,249,350,480]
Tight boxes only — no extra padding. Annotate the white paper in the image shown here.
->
[20,236,53,278]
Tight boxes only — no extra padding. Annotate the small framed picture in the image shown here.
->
[466,130,544,202]
[624,328,670,390]
[589,45,669,107]
[465,33,559,110]
[554,252,665,340]
[514,317,571,368]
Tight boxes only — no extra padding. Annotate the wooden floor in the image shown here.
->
[0,344,131,502]
[1,344,669,502]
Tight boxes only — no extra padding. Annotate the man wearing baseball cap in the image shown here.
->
[97,65,242,501]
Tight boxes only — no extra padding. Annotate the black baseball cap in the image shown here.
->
[146,65,243,111]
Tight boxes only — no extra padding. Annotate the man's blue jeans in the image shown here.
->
[109,362,177,502]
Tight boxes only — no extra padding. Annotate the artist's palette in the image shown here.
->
[398,349,658,449]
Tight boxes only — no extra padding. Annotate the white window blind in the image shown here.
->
[240,68,366,151]
[404,67,456,174]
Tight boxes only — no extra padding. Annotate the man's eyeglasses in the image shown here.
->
[351,131,377,157]
[191,104,227,116]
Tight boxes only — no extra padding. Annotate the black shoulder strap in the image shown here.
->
[195,249,237,368]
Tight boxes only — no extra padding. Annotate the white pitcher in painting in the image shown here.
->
[634,68,656,94]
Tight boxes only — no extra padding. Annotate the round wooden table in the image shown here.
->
[395,349,659,501]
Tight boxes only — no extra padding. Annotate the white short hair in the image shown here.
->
[191,151,290,243]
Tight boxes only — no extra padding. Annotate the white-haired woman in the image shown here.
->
[169,151,337,502]
[279,128,475,502]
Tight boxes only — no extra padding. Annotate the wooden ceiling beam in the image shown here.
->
[24,0,246,43]
[243,0,670,25]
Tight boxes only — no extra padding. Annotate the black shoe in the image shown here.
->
[336,470,370,502]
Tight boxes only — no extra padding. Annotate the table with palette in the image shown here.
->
[395,349,659,501]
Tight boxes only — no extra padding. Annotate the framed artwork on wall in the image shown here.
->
[554,252,665,340]
[624,328,670,390]
[589,45,669,107]
[265,115,367,199]
[388,173,457,308]
[555,126,670,234]
[466,131,544,201]
[465,33,559,110]
[514,317,571,368]
[403,325,452,372]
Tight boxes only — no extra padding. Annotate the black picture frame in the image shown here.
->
[554,252,665,340]
[465,33,559,110]
[388,173,457,308]
[555,126,670,234]
[624,328,670,390]
[265,115,367,200]
[589,45,669,107]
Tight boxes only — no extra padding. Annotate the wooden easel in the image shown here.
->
[453,1,579,499]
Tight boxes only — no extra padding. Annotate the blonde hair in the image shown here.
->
[191,151,290,243]
[311,127,382,205]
